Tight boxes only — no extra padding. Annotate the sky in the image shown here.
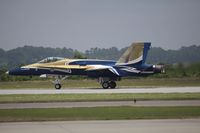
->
[0,0,199,51]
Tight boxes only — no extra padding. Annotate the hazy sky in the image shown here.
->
[0,0,200,51]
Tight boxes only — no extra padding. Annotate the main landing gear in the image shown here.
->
[99,77,119,89]
[102,81,116,89]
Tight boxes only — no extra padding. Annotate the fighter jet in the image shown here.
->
[7,42,164,89]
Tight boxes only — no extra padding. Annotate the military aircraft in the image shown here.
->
[7,42,164,89]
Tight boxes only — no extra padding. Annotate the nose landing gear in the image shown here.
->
[55,83,62,89]
[51,76,68,90]
[53,79,62,89]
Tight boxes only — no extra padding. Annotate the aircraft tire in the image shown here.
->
[55,84,61,89]
[102,81,109,89]
[109,81,116,89]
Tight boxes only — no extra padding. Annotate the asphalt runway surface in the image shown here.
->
[0,119,200,133]
[0,100,200,109]
[0,87,200,94]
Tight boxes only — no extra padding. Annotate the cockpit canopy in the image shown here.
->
[38,57,64,63]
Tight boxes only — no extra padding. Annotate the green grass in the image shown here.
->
[0,106,199,122]
[0,78,200,89]
[0,93,200,103]
[119,78,200,87]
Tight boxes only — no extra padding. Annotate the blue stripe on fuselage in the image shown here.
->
[8,67,87,76]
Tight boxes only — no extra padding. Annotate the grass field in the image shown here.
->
[0,93,200,103]
[0,106,199,122]
[0,78,200,89]
[0,78,199,122]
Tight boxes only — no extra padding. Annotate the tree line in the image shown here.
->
[0,44,200,81]
[0,44,200,70]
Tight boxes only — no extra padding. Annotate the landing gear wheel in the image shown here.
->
[102,81,109,89]
[109,81,116,89]
[55,84,61,90]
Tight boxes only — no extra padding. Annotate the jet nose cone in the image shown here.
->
[8,67,31,75]
[8,68,22,75]
[5,71,9,74]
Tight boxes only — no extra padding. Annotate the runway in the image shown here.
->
[0,119,199,133]
[0,100,200,109]
[0,87,200,94]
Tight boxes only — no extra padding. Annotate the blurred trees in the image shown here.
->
[73,51,87,59]
[1,45,200,69]
[0,44,200,81]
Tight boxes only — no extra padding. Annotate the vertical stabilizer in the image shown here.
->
[116,42,151,65]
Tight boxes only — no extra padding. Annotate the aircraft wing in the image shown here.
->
[86,65,120,76]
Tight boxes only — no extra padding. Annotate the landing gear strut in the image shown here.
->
[40,74,68,90]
